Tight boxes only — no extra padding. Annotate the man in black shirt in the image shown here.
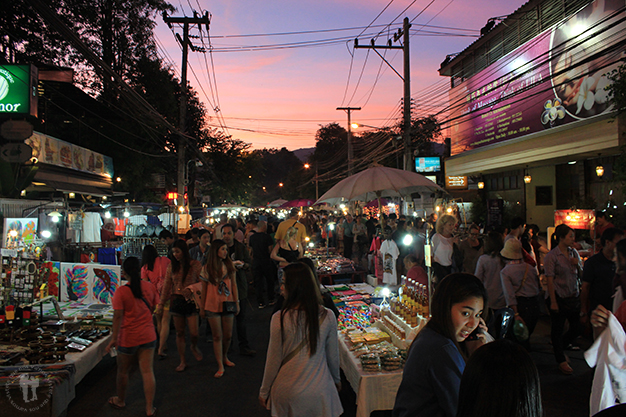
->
[581,228,624,324]
[249,221,277,308]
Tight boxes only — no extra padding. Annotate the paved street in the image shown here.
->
[66,296,593,417]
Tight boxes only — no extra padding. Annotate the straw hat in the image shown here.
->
[500,238,523,260]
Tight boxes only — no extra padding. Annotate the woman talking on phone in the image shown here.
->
[393,273,488,417]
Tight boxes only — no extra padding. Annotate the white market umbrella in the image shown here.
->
[315,165,445,206]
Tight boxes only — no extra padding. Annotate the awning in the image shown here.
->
[28,180,112,197]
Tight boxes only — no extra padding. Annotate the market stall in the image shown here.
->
[0,300,113,417]
[308,248,367,285]
[329,282,427,417]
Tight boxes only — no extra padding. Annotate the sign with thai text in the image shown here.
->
[449,1,625,155]
[445,176,468,189]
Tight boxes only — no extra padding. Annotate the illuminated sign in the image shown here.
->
[445,176,468,189]
[449,2,625,155]
[0,65,38,117]
[554,209,594,230]
[167,192,178,200]
[415,156,441,173]
[25,132,114,178]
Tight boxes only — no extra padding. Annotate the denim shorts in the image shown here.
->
[118,339,157,355]
[170,294,198,317]
[205,310,235,318]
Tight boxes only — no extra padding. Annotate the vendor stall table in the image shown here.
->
[339,336,403,417]
[320,269,366,285]
[0,335,111,417]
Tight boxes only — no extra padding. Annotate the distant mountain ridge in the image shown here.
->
[293,147,314,162]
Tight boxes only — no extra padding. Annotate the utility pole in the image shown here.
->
[163,12,210,207]
[336,107,361,176]
[355,17,412,171]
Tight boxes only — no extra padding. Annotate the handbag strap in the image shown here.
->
[280,314,325,367]
[515,264,529,296]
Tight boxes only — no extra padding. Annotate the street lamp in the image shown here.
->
[304,162,319,201]
[185,159,203,186]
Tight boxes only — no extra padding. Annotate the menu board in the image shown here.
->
[25,132,114,178]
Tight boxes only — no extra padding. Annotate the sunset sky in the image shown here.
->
[154,0,518,150]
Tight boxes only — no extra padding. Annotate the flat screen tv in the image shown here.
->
[415,156,441,173]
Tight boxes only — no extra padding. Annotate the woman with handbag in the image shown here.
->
[155,239,203,372]
[500,239,541,349]
[544,224,583,375]
[199,239,239,378]
[259,262,343,417]
[106,257,159,417]
[141,244,171,360]
[393,273,488,417]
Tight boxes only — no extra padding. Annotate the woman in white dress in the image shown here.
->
[259,262,343,417]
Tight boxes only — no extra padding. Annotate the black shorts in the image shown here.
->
[170,294,198,317]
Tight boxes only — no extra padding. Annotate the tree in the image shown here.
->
[311,123,348,196]
[400,115,442,156]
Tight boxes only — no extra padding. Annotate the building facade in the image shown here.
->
[439,0,625,230]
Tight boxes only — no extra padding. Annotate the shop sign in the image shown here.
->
[1,120,33,141]
[24,132,114,178]
[554,209,594,230]
[0,64,38,117]
[449,2,625,155]
[487,199,503,228]
[0,143,32,163]
[445,176,467,189]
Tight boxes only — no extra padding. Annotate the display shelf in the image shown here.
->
[377,308,426,348]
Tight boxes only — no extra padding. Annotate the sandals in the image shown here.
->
[214,369,224,378]
[108,396,125,410]
[147,407,157,417]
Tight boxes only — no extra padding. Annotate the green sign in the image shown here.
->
[0,65,38,117]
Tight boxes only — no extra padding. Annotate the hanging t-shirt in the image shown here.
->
[380,239,399,285]
[80,212,103,243]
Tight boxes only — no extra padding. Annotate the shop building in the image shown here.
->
[438,0,626,230]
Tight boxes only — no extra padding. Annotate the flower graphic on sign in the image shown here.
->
[541,99,565,127]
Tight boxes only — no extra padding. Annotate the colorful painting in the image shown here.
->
[3,217,38,248]
[91,266,120,304]
[58,263,122,303]
[60,263,90,302]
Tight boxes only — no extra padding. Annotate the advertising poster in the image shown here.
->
[3,217,38,248]
[449,0,625,155]
[25,132,114,178]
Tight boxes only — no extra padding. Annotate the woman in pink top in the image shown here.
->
[106,257,159,417]
[155,239,203,372]
[141,244,171,359]
[200,239,239,378]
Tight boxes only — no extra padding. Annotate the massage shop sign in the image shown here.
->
[448,1,625,155]
[0,64,38,117]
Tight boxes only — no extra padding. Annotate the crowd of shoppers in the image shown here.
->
[100,207,626,417]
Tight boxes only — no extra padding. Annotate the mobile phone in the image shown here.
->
[466,327,482,341]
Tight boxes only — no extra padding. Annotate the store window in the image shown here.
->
[536,186,553,206]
